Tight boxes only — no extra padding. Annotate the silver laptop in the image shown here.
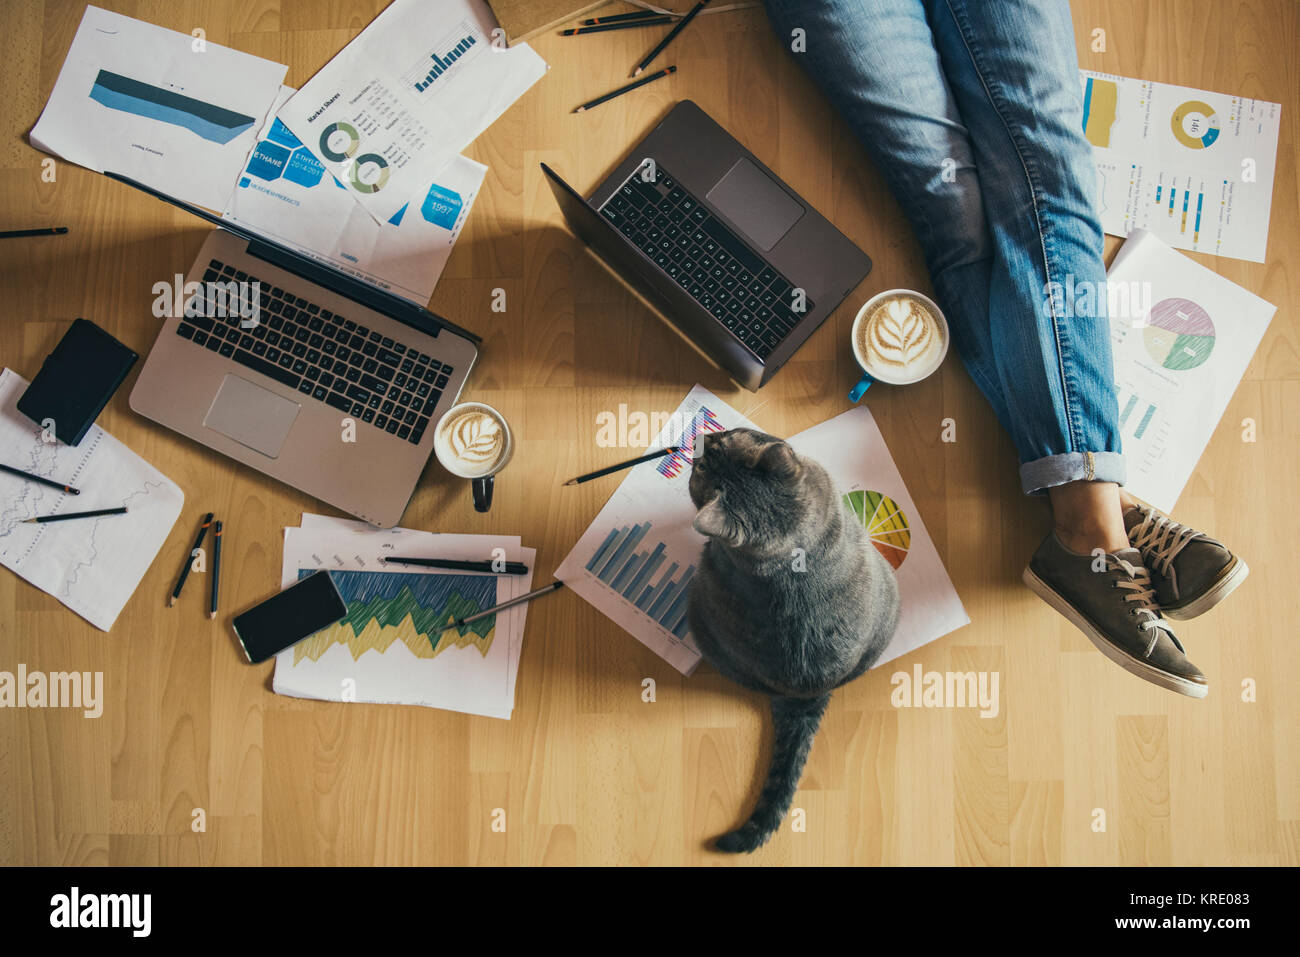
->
[116,173,479,528]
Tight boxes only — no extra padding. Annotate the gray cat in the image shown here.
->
[687,428,901,853]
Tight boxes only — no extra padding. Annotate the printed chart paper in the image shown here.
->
[278,0,547,222]
[786,407,969,667]
[1106,229,1275,511]
[556,387,760,674]
[1080,70,1281,262]
[273,515,534,719]
[556,386,968,674]
[0,369,184,631]
[224,87,486,304]
[31,5,287,211]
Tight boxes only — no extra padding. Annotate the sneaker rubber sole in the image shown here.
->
[1022,566,1209,699]
[1161,557,1249,621]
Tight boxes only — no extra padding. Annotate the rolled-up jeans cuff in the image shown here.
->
[1020,451,1126,496]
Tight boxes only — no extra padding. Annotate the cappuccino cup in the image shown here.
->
[433,402,512,513]
[848,289,950,401]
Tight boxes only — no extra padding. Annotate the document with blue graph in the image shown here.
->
[30,5,286,211]
[556,386,760,674]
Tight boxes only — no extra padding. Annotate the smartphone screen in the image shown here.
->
[231,571,348,663]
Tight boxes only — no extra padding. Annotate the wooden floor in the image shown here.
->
[1,0,1296,866]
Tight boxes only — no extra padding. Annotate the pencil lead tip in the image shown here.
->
[168,597,176,607]
[633,67,644,76]
[209,612,216,620]
[563,479,577,486]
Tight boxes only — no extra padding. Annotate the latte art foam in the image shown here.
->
[856,295,946,380]
[437,409,505,476]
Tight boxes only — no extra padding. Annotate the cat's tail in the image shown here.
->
[715,693,831,854]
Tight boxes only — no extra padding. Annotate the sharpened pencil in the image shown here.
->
[22,506,126,523]
[0,227,68,239]
[209,520,222,620]
[1,462,80,495]
[582,10,676,25]
[443,581,565,630]
[574,66,676,113]
[563,17,672,34]
[381,557,531,575]
[170,512,214,606]
[563,446,682,485]
[633,0,710,75]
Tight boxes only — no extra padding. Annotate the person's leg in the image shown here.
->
[761,0,1206,696]
[762,0,1015,435]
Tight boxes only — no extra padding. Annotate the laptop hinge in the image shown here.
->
[244,237,481,345]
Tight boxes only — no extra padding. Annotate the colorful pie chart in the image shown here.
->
[1143,297,1215,371]
[842,489,910,570]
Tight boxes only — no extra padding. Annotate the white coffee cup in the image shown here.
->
[849,288,950,400]
[433,402,513,512]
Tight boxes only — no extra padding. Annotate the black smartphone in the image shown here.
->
[231,571,348,664]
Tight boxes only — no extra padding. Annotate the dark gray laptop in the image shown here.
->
[544,99,872,390]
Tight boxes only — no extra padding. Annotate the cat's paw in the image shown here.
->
[714,824,769,854]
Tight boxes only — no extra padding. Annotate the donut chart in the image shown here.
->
[842,489,910,569]
[1171,99,1220,149]
[1143,297,1215,371]
[319,121,360,162]
[349,153,391,194]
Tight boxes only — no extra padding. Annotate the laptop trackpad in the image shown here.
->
[203,374,300,458]
[705,157,805,251]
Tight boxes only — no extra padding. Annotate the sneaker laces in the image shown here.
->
[1107,553,1183,657]
[1128,508,1203,577]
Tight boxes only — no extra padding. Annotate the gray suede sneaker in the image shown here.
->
[1022,533,1209,698]
[1124,503,1248,620]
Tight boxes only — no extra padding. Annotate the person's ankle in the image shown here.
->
[1053,522,1130,556]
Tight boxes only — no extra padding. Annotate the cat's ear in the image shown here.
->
[755,441,801,480]
[693,494,744,546]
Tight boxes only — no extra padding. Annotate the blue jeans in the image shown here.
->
[764,0,1124,495]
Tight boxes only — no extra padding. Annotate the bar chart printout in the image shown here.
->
[585,523,696,640]
[404,25,480,92]
[555,385,762,674]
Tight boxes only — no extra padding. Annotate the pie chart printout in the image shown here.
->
[1143,297,1216,371]
[843,490,910,570]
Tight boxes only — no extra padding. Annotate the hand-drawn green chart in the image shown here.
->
[1143,297,1215,371]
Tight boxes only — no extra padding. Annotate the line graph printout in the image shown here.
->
[0,368,184,631]
[274,516,534,719]
[556,386,759,674]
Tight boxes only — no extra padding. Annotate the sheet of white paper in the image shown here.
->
[0,369,184,631]
[1105,229,1275,512]
[277,0,547,223]
[224,87,487,304]
[30,5,286,211]
[785,407,969,667]
[555,386,763,675]
[1080,69,1281,263]
[272,517,533,718]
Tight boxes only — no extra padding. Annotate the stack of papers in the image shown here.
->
[274,514,536,720]
[276,0,548,224]
[555,386,969,674]
[32,1,549,304]
[223,87,488,304]
[0,369,185,631]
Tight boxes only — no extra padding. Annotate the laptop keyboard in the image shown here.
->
[174,260,453,445]
[596,162,814,361]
